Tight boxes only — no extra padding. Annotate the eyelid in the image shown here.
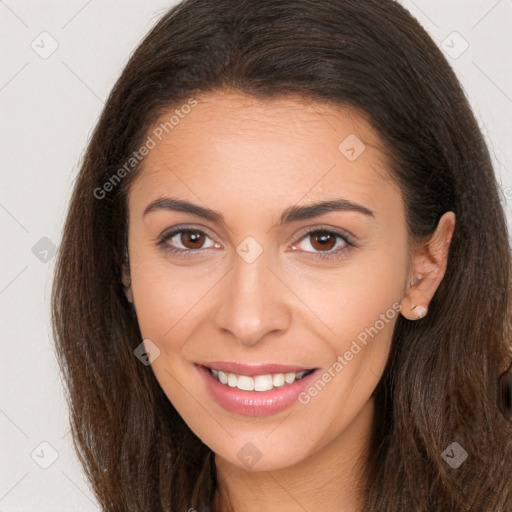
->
[290,224,357,246]
[157,223,219,244]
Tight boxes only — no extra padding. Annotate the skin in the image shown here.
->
[124,89,455,512]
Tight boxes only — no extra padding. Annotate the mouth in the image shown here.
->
[204,365,316,392]
[195,362,320,416]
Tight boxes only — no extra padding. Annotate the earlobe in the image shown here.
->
[410,304,428,320]
[400,211,456,321]
[400,275,429,320]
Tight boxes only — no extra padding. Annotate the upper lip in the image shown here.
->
[196,361,317,376]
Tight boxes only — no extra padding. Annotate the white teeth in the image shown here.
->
[227,373,237,387]
[237,375,255,391]
[272,373,285,387]
[208,368,311,392]
[254,374,273,392]
[285,372,296,384]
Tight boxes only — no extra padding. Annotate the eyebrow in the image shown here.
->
[143,197,375,225]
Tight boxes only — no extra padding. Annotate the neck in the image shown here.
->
[213,398,374,512]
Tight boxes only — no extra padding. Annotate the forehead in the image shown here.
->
[129,90,400,217]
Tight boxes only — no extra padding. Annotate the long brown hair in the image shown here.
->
[51,0,512,510]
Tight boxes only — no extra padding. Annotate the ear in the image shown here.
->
[400,211,456,320]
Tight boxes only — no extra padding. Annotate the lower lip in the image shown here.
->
[196,364,318,416]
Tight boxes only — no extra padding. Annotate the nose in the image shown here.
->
[213,250,291,347]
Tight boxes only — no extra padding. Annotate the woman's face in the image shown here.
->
[126,90,412,471]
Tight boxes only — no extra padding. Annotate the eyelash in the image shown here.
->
[156,225,356,260]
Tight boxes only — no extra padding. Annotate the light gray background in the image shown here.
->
[1,1,511,510]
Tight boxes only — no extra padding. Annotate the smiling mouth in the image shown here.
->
[203,366,316,392]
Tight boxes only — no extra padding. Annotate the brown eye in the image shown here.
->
[290,228,354,260]
[180,230,206,249]
[159,228,217,255]
[309,232,336,251]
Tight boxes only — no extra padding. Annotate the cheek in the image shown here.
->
[282,243,406,421]
[129,253,222,351]
[288,256,404,438]
[285,244,407,350]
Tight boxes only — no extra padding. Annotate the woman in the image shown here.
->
[51,0,512,510]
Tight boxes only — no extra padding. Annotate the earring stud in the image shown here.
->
[411,304,427,319]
